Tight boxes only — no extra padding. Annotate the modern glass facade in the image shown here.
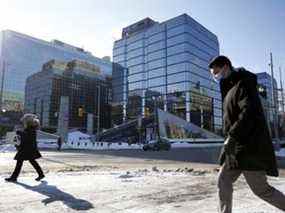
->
[257,72,278,125]
[25,60,112,132]
[113,14,222,134]
[0,30,112,111]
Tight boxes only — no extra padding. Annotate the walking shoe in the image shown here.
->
[35,174,45,181]
[5,177,17,182]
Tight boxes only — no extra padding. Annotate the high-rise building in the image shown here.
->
[257,72,278,122]
[0,30,112,111]
[112,14,221,133]
[25,59,112,133]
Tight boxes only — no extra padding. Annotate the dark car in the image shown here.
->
[143,138,171,151]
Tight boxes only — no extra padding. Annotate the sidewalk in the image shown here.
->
[1,169,285,213]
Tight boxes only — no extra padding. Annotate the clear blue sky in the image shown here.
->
[0,0,284,86]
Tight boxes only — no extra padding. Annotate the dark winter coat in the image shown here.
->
[219,68,278,177]
[14,128,42,161]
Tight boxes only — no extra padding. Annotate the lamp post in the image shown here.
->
[96,85,101,134]
[152,96,160,141]
[269,52,280,146]
[0,60,6,111]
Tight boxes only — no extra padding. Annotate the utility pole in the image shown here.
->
[152,96,160,141]
[269,52,279,141]
[0,60,5,111]
[0,31,5,112]
[97,85,101,134]
[279,67,285,113]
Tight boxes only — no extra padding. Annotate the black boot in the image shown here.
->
[5,177,17,182]
[35,174,45,181]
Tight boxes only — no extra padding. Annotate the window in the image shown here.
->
[147,49,165,61]
[167,25,185,37]
[128,64,144,75]
[148,67,165,78]
[147,41,165,53]
[167,53,188,65]
[167,34,185,46]
[148,32,165,44]
[148,76,165,87]
[167,72,187,84]
[148,58,166,70]
[167,63,187,75]
[127,56,144,67]
[128,73,144,83]
[167,82,186,93]
[129,81,143,90]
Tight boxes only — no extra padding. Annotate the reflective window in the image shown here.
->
[148,32,165,44]
[186,53,209,69]
[167,43,185,56]
[127,33,144,45]
[166,15,186,29]
[113,47,125,56]
[128,81,144,91]
[148,67,165,78]
[185,33,217,56]
[128,73,144,83]
[148,58,166,70]
[167,53,188,65]
[167,63,187,75]
[185,25,218,50]
[148,76,165,87]
[167,72,187,84]
[167,82,186,93]
[113,54,125,63]
[147,86,166,95]
[128,64,144,75]
[147,41,165,53]
[147,49,165,61]
[167,34,185,46]
[127,41,143,51]
[127,48,144,60]
[147,25,165,36]
[167,25,185,38]
[127,56,144,67]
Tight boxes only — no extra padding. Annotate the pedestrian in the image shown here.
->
[57,137,62,151]
[5,114,45,182]
[209,55,285,213]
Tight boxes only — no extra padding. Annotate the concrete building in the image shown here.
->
[112,14,221,133]
[25,59,112,133]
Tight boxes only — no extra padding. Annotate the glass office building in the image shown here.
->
[0,30,112,111]
[257,72,278,124]
[25,59,112,132]
[113,14,222,133]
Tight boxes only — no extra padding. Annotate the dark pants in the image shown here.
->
[218,164,285,213]
[11,159,44,179]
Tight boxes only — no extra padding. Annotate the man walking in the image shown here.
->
[209,55,285,212]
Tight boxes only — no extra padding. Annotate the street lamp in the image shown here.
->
[152,96,160,141]
[96,85,101,134]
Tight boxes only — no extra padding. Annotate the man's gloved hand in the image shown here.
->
[224,136,240,169]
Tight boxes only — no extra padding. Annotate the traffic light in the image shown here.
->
[78,106,84,117]
[145,107,150,117]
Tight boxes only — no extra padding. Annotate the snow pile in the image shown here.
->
[276,148,285,157]
[67,140,143,150]
[171,142,222,148]
[0,144,16,153]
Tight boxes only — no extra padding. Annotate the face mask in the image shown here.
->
[213,72,224,83]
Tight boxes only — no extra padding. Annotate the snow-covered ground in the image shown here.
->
[276,148,285,157]
[1,169,285,213]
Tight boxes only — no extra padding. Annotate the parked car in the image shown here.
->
[143,138,171,151]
